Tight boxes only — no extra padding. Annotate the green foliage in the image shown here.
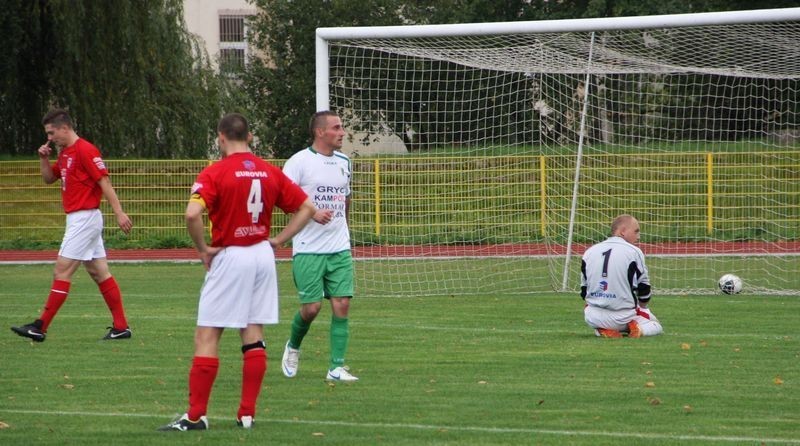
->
[0,263,798,445]
[399,0,537,23]
[243,0,403,158]
[243,0,798,157]
[0,0,238,158]
[521,0,799,19]
[244,0,545,157]
[606,0,800,17]
[4,1,794,158]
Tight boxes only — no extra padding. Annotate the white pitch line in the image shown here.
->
[2,252,798,267]
[1,312,795,338]
[0,408,797,444]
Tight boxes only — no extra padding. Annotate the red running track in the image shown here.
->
[1,241,798,263]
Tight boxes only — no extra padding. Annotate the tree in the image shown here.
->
[244,0,405,158]
[244,0,796,156]
[0,0,235,158]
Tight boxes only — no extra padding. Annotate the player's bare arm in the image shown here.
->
[270,198,316,248]
[98,177,133,234]
[38,143,58,184]
[185,201,221,271]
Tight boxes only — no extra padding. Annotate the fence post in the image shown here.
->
[374,159,381,236]
[706,152,713,234]
[539,155,546,236]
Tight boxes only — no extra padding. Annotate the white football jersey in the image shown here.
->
[581,236,650,311]
[283,147,351,255]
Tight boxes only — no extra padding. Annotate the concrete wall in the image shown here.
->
[182,0,256,69]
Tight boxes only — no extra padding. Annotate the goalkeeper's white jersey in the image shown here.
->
[581,236,650,311]
[283,147,351,255]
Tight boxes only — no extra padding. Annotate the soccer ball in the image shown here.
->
[718,274,743,294]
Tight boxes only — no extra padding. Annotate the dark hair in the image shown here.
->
[308,110,339,141]
[217,113,249,142]
[42,109,74,128]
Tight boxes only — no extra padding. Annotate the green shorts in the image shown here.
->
[292,251,354,303]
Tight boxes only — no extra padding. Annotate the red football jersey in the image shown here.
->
[51,138,108,213]
[191,152,308,247]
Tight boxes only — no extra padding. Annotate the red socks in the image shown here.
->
[38,277,127,333]
[238,348,267,420]
[39,279,71,331]
[186,349,267,421]
[98,276,128,330]
[187,356,220,421]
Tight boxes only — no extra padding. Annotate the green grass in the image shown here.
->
[0,263,798,445]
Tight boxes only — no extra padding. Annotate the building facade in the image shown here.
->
[183,0,257,74]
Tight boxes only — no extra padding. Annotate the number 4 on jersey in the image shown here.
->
[247,179,264,223]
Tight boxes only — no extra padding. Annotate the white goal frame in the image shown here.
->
[316,8,800,110]
[315,8,800,295]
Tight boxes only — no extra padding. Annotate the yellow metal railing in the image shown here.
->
[540,155,547,237]
[373,159,381,237]
[707,152,714,234]
[1,152,798,248]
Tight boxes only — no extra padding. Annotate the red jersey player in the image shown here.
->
[11,109,133,342]
[160,113,316,432]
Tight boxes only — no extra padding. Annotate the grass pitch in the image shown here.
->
[0,262,798,445]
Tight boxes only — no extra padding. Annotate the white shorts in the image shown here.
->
[584,305,663,336]
[59,209,106,261]
[197,241,279,328]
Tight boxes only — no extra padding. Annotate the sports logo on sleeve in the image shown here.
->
[93,157,106,170]
[191,182,203,193]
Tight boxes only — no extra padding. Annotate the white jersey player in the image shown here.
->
[581,215,663,338]
[282,146,351,255]
[280,111,359,382]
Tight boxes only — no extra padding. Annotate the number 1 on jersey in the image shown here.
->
[247,179,264,223]
[601,249,612,277]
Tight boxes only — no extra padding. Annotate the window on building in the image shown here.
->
[219,14,248,75]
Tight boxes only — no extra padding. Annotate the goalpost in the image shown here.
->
[316,8,800,296]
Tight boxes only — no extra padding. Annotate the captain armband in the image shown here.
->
[189,193,206,208]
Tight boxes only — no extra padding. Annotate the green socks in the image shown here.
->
[329,315,349,369]
[288,311,311,349]
[289,311,349,370]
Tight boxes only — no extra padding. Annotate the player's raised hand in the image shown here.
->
[38,142,52,159]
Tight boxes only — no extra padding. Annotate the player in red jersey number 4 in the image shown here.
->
[11,109,133,342]
[159,113,316,432]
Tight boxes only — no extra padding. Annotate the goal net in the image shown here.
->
[316,8,800,296]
